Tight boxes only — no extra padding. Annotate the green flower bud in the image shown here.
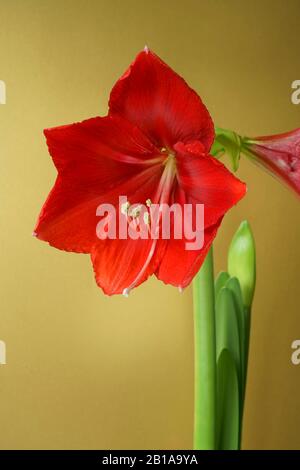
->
[228,221,256,308]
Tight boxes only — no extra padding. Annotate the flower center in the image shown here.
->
[163,150,176,170]
[122,149,177,296]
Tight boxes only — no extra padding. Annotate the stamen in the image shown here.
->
[144,45,149,54]
[122,239,158,297]
[130,205,142,218]
[122,152,177,296]
[122,288,130,297]
[121,201,130,215]
[143,212,150,225]
[146,198,152,207]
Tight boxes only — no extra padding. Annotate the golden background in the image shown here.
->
[0,0,300,450]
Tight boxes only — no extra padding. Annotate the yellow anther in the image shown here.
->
[130,205,142,218]
[121,201,130,215]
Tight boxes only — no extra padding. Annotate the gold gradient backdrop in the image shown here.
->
[0,0,300,450]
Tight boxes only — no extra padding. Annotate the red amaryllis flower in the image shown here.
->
[34,49,246,295]
[242,128,300,196]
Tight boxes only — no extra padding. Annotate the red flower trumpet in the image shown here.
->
[242,128,300,196]
[34,49,246,295]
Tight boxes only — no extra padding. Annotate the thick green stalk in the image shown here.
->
[193,248,216,450]
[243,306,252,392]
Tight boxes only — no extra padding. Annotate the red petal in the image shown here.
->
[109,50,214,150]
[35,115,162,252]
[249,128,300,196]
[254,128,300,147]
[44,114,161,173]
[35,176,105,253]
[91,236,167,296]
[155,141,245,288]
[90,168,169,295]
[35,164,163,253]
[156,211,222,288]
[175,141,247,227]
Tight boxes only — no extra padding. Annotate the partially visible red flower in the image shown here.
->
[34,49,246,295]
[242,128,300,196]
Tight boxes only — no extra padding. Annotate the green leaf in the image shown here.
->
[217,349,240,450]
[243,305,252,392]
[216,287,241,380]
[215,271,230,300]
[225,277,246,390]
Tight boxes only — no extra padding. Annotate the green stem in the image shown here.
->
[239,306,251,449]
[193,248,216,450]
[243,305,252,395]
